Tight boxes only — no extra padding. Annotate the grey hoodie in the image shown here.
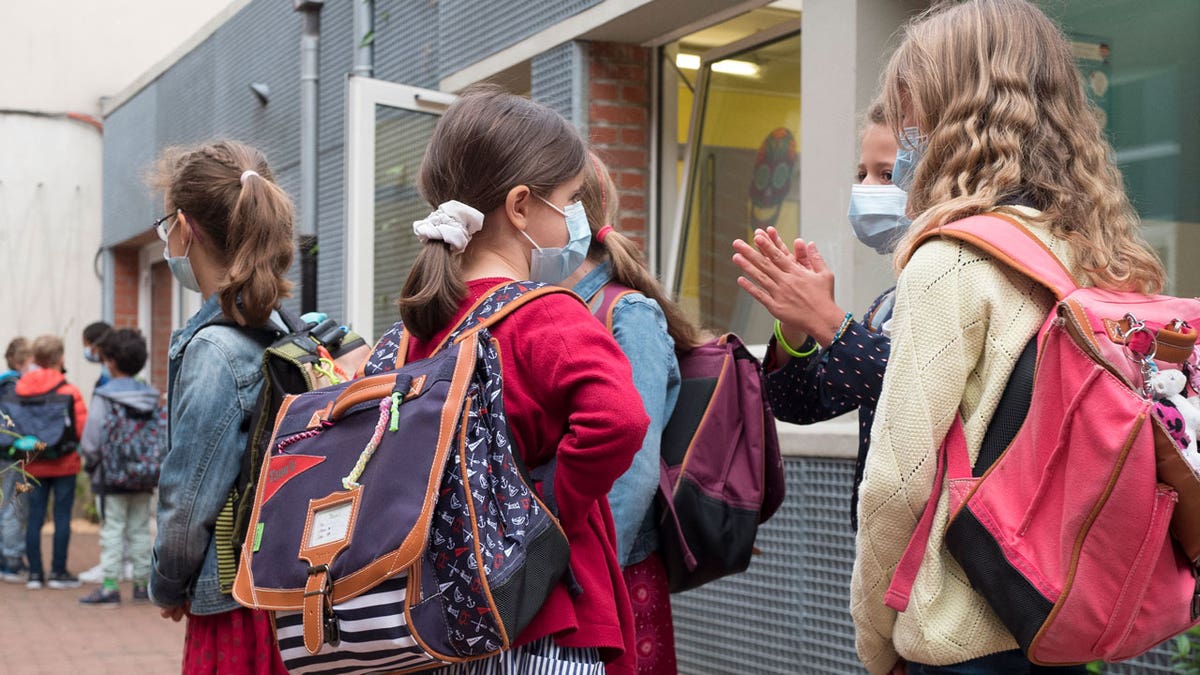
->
[80,377,162,493]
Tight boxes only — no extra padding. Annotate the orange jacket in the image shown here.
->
[15,368,86,478]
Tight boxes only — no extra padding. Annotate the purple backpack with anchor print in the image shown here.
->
[233,282,573,675]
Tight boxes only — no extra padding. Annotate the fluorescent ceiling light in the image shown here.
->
[712,59,760,76]
[675,53,760,77]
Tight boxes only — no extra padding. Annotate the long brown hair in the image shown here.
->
[399,85,587,340]
[153,140,295,326]
[580,152,702,350]
[884,0,1165,293]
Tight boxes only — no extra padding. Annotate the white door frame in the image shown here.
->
[344,75,456,338]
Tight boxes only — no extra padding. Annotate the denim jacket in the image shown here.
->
[150,294,278,615]
[574,262,680,566]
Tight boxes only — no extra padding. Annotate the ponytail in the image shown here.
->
[582,151,703,351]
[398,243,466,342]
[222,171,295,326]
[152,140,295,328]
[604,231,703,351]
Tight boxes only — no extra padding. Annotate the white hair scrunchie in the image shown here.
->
[240,170,259,186]
[412,200,485,253]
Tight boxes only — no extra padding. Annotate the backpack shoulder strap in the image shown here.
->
[444,282,583,348]
[586,282,639,334]
[913,213,1079,301]
[372,282,583,372]
[883,414,975,612]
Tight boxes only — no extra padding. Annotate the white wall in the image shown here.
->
[0,0,231,398]
[800,0,924,316]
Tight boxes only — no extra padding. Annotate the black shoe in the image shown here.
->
[26,572,44,590]
[132,583,150,603]
[79,586,121,607]
[47,571,80,589]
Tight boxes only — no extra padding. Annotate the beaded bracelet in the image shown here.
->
[774,319,819,358]
[832,311,855,343]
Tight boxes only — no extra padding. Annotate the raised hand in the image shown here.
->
[732,227,847,353]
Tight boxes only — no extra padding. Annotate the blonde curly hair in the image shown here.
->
[885,0,1165,294]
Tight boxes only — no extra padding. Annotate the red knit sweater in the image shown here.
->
[16,368,86,479]
[406,278,648,674]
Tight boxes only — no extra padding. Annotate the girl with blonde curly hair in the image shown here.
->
[850,1,1164,674]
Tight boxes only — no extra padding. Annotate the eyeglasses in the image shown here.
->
[154,212,178,242]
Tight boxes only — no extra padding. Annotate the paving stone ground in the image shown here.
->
[0,520,185,674]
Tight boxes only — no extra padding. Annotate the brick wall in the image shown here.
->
[587,42,651,252]
[149,261,171,393]
[112,248,140,328]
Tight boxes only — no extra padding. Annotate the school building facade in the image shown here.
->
[98,0,1199,671]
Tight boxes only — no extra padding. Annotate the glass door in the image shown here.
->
[345,77,455,340]
[665,20,801,339]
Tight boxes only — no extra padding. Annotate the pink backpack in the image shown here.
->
[886,214,1200,665]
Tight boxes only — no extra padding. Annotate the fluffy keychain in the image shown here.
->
[1148,368,1200,472]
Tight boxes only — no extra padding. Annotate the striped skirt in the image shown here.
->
[425,637,605,675]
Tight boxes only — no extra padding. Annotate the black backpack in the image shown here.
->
[212,307,370,593]
[0,377,79,461]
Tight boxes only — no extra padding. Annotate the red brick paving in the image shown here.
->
[0,520,184,674]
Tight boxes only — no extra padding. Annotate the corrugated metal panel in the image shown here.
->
[372,0,439,88]
[531,42,584,124]
[316,144,345,321]
[102,83,160,246]
[212,0,302,172]
[155,40,217,148]
[672,456,1180,674]
[437,0,601,75]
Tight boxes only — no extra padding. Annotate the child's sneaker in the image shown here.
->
[131,583,150,604]
[2,558,27,583]
[47,571,80,589]
[26,572,44,590]
[79,587,121,607]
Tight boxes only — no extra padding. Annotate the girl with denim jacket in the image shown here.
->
[400,87,648,675]
[149,140,294,674]
[563,152,703,675]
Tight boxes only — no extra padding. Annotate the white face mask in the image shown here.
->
[847,183,910,255]
[520,196,592,284]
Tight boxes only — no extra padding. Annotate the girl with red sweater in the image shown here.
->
[400,86,649,675]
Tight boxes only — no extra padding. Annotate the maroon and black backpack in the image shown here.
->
[589,282,786,592]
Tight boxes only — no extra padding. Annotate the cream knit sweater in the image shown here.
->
[850,208,1079,673]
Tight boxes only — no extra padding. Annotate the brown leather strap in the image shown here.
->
[302,566,332,654]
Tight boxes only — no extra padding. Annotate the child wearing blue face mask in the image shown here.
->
[149,140,295,673]
[561,152,704,675]
[395,86,648,675]
[82,321,112,389]
[731,101,902,530]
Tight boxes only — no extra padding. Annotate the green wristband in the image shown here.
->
[774,319,818,358]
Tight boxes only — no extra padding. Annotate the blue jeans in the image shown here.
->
[0,460,28,563]
[25,474,75,576]
[909,651,1089,674]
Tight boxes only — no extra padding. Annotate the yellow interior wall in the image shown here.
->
[676,80,801,310]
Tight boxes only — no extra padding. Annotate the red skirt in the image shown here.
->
[182,607,288,675]
[623,554,677,675]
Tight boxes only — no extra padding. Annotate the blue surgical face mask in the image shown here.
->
[848,183,911,255]
[163,224,201,293]
[521,196,592,284]
[891,127,925,193]
[83,347,101,364]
